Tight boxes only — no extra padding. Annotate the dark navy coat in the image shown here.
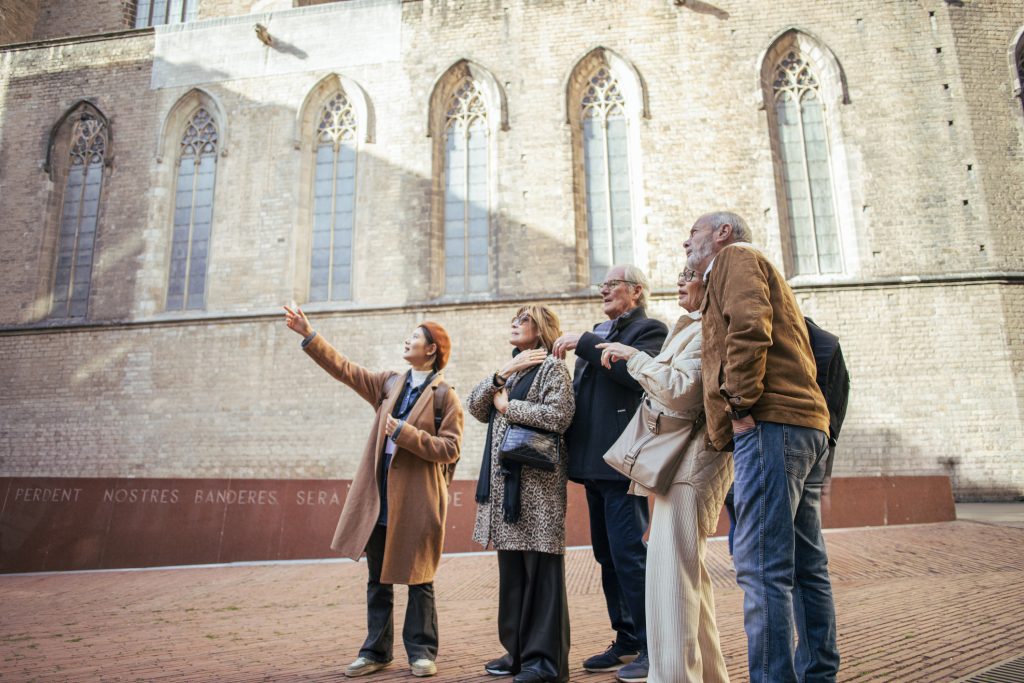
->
[565,308,668,482]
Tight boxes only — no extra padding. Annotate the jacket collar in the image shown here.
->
[612,306,647,333]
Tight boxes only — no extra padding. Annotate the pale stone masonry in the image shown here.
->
[0,0,1021,499]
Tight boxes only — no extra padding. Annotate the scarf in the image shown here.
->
[474,351,542,524]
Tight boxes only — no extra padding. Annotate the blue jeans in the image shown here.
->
[584,478,649,651]
[732,421,840,683]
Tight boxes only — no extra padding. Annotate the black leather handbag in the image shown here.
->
[498,424,559,471]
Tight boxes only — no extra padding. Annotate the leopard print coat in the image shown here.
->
[467,354,575,555]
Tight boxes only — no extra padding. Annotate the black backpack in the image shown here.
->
[804,317,850,448]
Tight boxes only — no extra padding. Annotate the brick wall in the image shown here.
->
[0,0,1021,499]
[0,0,41,45]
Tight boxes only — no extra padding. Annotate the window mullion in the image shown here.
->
[463,124,471,282]
[794,91,820,274]
[183,152,199,309]
[600,112,615,268]
[328,142,340,301]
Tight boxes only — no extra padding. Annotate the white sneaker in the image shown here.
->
[345,657,388,677]
[411,658,438,677]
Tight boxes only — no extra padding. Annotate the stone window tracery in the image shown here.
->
[443,79,489,294]
[134,0,197,28]
[52,114,107,319]
[309,91,358,302]
[167,108,218,311]
[580,67,634,285]
[772,51,843,275]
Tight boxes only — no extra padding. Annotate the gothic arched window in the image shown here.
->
[134,0,197,28]
[580,67,634,285]
[770,49,843,275]
[52,114,107,319]
[443,79,489,294]
[167,108,218,311]
[308,91,358,302]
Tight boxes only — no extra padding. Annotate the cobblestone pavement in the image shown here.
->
[1,520,1022,682]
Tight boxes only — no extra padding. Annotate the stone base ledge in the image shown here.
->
[0,475,955,573]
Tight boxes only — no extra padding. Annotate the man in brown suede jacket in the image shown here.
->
[685,211,839,683]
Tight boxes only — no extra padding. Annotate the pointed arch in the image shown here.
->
[296,73,374,146]
[757,28,850,108]
[157,88,228,162]
[427,59,508,139]
[45,100,111,179]
[294,74,372,303]
[760,29,857,277]
[565,47,648,287]
[161,89,224,311]
[45,101,111,319]
[427,60,505,296]
[564,47,649,125]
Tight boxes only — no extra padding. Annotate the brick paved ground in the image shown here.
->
[1,520,1022,682]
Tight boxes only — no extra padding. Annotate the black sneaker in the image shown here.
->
[485,655,516,676]
[615,652,649,683]
[582,642,639,673]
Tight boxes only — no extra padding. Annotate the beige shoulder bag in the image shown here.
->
[602,399,706,495]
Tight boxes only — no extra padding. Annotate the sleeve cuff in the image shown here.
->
[390,419,405,442]
[625,351,651,377]
[301,330,317,348]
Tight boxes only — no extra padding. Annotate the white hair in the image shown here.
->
[705,211,752,243]
[618,264,651,309]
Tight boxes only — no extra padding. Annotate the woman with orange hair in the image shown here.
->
[284,306,464,679]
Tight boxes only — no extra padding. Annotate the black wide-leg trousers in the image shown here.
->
[360,524,439,664]
[496,549,570,683]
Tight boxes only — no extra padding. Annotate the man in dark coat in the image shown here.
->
[553,264,668,683]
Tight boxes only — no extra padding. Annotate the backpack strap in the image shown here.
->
[433,381,450,434]
[432,382,457,485]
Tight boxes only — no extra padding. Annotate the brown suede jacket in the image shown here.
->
[700,244,829,450]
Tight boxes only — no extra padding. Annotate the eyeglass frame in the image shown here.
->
[677,269,698,285]
[593,279,639,292]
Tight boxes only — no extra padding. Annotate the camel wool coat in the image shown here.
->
[303,334,464,585]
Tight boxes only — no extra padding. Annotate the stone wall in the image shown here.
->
[1,0,1021,499]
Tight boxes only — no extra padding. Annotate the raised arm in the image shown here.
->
[626,328,703,415]
[466,376,500,424]
[504,358,576,435]
[573,320,668,391]
[284,306,391,406]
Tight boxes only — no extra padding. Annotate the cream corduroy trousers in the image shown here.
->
[646,483,730,683]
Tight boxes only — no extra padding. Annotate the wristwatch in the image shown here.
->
[729,408,751,420]
[492,371,507,388]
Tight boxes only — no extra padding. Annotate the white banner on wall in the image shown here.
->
[151,0,401,90]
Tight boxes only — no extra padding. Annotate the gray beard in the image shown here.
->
[686,241,714,272]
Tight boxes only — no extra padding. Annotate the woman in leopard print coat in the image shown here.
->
[467,304,575,683]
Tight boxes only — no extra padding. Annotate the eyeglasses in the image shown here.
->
[593,279,638,292]
[511,314,532,326]
[677,269,697,285]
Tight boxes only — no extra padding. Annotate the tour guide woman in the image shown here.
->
[284,306,464,679]
[467,305,575,683]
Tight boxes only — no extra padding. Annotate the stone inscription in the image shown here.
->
[104,487,179,504]
[296,489,342,506]
[14,487,83,503]
[194,489,278,505]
